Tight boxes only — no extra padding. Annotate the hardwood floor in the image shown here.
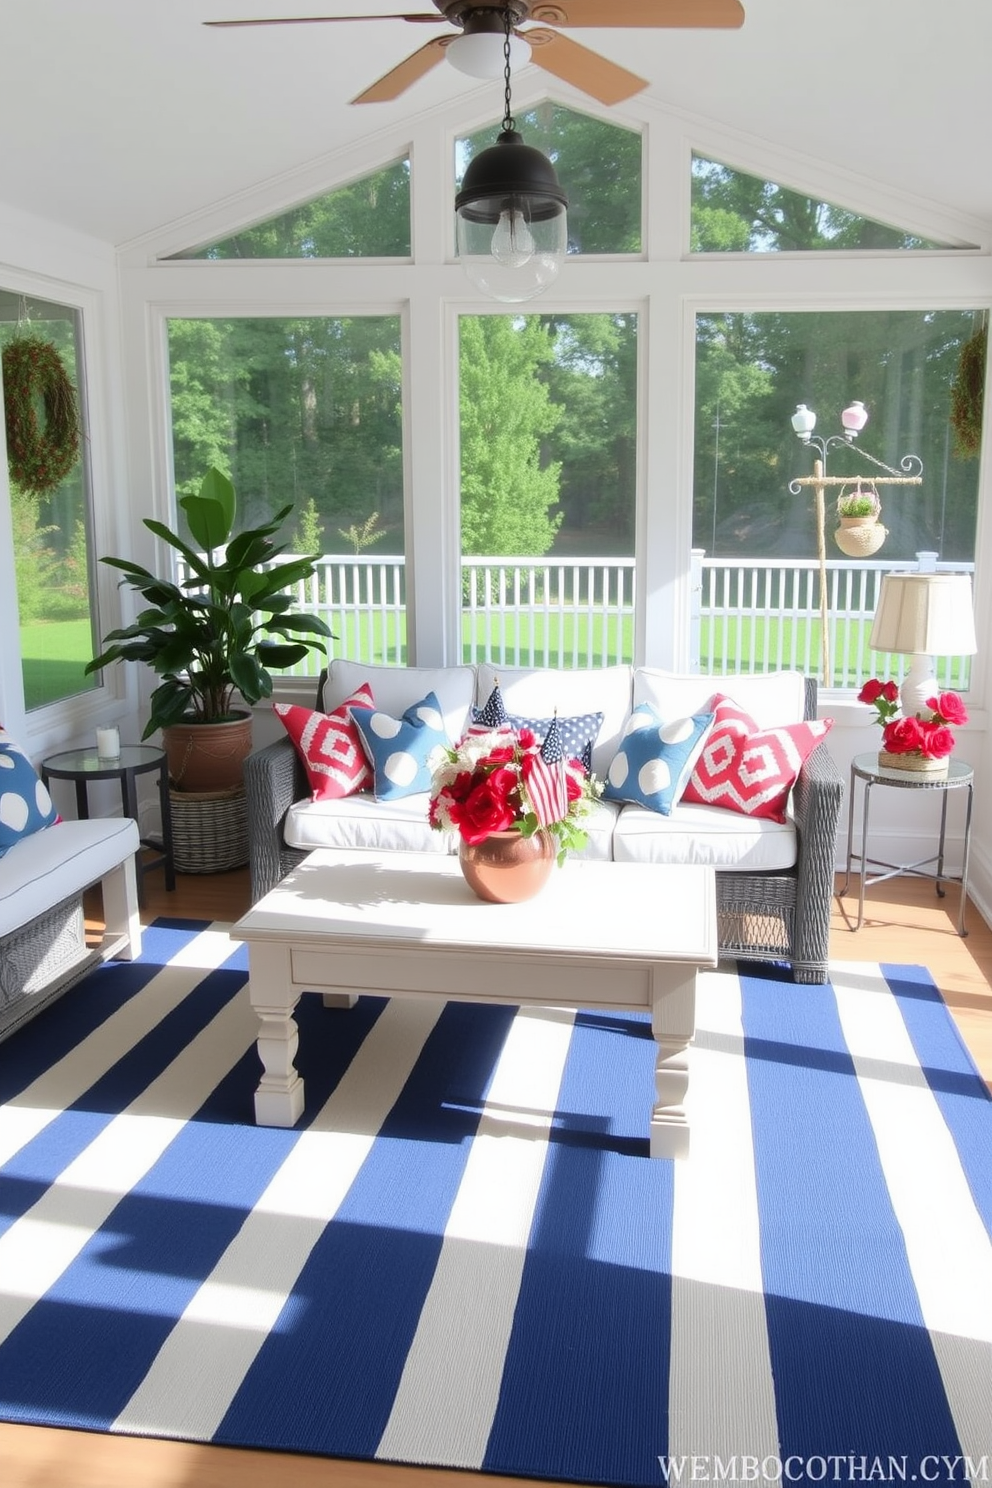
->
[3,861,990,1488]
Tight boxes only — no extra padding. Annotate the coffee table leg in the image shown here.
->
[248,942,305,1126]
[649,966,697,1159]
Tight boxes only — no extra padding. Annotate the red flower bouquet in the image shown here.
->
[428,726,601,862]
[858,678,968,762]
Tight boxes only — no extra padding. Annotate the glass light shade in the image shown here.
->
[791,403,816,437]
[841,399,869,436]
[869,572,977,716]
[446,30,532,78]
[456,130,568,304]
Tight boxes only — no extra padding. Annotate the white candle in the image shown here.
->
[96,726,120,760]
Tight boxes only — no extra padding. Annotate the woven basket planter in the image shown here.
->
[877,750,949,778]
[834,518,887,557]
[169,786,249,874]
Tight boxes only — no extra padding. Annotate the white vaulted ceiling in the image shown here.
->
[0,0,989,248]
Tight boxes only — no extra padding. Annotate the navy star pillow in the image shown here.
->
[505,711,604,775]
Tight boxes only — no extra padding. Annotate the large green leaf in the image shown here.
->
[179,467,236,552]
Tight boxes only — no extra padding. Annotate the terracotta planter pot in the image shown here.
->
[163,712,253,793]
[458,828,556,903]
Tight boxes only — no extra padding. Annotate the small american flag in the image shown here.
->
[525,712,568,827]
[473,681,509,730]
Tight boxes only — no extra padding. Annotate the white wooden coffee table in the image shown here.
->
[232,848,718,1158]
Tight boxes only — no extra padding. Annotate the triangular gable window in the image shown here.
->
[168,158,411,260]
[691,154,974,253]
[457,105,642,256]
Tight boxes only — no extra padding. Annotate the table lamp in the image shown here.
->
[869,572,977,717]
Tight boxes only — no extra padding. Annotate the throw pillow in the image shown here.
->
[683,693,832,822]
[504,711,605,775]
[603,706,715,816]
[350,691,450,800]
[273,683,374,800]
[0,727,60,858]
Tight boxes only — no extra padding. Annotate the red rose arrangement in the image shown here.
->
[857,678,968,760]
[428,727,601,862]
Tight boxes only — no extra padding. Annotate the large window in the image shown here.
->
[168,315,405,664]
[459,312,638,668]
[1,294,99,711]
[693,308,982,688]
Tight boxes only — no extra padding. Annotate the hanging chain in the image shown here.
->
[501,7,515,133]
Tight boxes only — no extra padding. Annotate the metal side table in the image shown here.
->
[841,751,974,936]
[41,744,176,907]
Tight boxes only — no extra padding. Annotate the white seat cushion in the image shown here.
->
[285,792,451,855]
[0,817,139,938]
[612,799,797,872]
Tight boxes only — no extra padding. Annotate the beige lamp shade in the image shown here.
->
[869,572,977,717]
[869,572,977,657]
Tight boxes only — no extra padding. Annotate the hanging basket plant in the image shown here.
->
[1,334,80,496]
[950,324,987,460]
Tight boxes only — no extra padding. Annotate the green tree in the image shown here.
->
[459,316,563,555]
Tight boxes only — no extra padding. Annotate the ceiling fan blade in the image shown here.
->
[351,37,448,103]
[529,0,744,27]
[204,12,443,28]
[526,29,647,105]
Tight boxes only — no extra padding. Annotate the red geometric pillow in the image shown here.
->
[273,683,374,800]
[683,693,832,823]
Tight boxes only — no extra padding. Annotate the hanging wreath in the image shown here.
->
[2,334,80,496]
[950,325,987,460]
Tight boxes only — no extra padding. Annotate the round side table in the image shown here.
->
[841,751,974,936]
[41,745,176,907]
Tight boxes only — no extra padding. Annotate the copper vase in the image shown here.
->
[458,828,557,903]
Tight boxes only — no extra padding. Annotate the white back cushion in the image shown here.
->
[320,659,475,745]
[633,669,807,728]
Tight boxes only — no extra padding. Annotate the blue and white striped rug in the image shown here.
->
[1,918,991,1487]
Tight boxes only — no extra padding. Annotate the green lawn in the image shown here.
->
[21,606,967,705]
[20,617,97,711]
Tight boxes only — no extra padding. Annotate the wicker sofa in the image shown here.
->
[0,815,142,1042]
[245,659,843,983]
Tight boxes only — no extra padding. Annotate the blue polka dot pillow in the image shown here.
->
[604,706,715,816]
[350,691,451,801]
[0,726,60,857]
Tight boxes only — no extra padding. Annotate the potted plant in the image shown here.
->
[834,482,886,556]
[87,466,333,793]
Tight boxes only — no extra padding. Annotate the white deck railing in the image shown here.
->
[185,548,975,691]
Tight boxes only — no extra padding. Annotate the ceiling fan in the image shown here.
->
[205,1,745,108]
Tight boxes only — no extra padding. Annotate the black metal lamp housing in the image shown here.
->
[454,8,568,303]
[456,129,567,302]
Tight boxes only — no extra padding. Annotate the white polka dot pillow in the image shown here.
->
[604,707,715,816]
[682,693,833,823]
[0,726,60,857]
[273,683,374,800]
[350,691,451,801]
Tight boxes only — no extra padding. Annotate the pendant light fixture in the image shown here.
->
[454,7,568,304]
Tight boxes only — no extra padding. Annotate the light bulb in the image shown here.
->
[491,208,535,268]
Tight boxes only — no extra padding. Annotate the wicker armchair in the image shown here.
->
[245,675,842,984]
